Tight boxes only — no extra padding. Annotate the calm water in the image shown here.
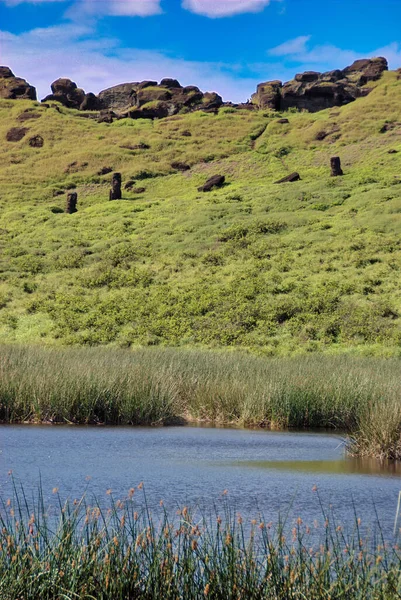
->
[0,425,400,535]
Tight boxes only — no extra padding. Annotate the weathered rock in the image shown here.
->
[276,118,289,124]
[29,135,44,148]
[343,57,388,84]
[198,175,225,192]
[137,87,172,106]
[129,101,171,120]
[42,78,99,110]
[98,79,222,118]
[274,172,301,184]
[315,130,328,141]
[124,180,135,190]
[98,166,113,175]
[42,78,85,109]
[66,192,78,214]
[251,80,282,110]
[17,110,41,122]
[98,110,115,124]
[181,130,192,137]
[0,66,37,100]
[0,66,13,78]
[160,78,182,89]
[202,92,223,111]
[388,149,398,154]
[80,92,102,111]
[131,187,146,194]
[110,173,122,200]
[98,83,138,112]
[330,157,343,177]
[252,57,389,113]
[171,161,191,171]
[6,127,28,142]
[295,71,320,83]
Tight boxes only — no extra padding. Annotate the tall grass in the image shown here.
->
[1,345,401,459]
[1,483,401,599]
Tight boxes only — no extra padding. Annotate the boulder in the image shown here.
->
[98,83,138,112]
[274,172,301,184]
[42,78,99,110]
[98,110,115,124]
[160,78,182,89]
[98,166,113,175]
[129,101,171,120]
[198,175,225,192]
[6,127,28,142]
[0,66,37,100]
[295,71,320,83]
[343,57,388,84]
[171,161,191,171]
[137,87,172,106]
[251,80,282,110]
[29,135,44,148]
[80,92,102,111]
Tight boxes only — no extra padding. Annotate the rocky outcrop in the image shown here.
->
[98,79,223,118]
[42,78,102,111]
[252,57,388,113]
[0,67,36,101]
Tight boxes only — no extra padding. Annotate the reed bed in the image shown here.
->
[0,345,401,459]
[0,483,401,600]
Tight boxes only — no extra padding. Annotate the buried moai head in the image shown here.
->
[66,192,78,214]
[110,172,122,200]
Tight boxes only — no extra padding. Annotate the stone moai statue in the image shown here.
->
[110,173,122,200]
[66,192,78,214]
[330,156,343,177]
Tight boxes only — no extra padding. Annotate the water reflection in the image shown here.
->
[237,458,401,477]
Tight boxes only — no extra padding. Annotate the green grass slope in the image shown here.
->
[0,71,401,354]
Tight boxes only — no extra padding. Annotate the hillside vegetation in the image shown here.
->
[1,70,401,354]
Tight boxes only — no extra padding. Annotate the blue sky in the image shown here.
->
[1,0,401,102]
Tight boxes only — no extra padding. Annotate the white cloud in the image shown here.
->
[1,0,65,5]
[72,0,163,17]
[182,0,271,18]
[268,35,311,57]
[0,23,260,102]
[266,37,401,73]
[1,0,163,15]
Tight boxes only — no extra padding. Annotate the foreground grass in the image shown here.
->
[0,70,401,354]
[1,483,400,599]
[1,345,401,459]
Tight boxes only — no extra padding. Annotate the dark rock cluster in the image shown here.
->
[0,56,393,119]
[97,79,223,119]
[42,78,102,110]
[0,66,36,101]
[36,76,222,119]
[251,57,388,112]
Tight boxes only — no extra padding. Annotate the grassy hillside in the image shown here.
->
[1,71,401,354]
